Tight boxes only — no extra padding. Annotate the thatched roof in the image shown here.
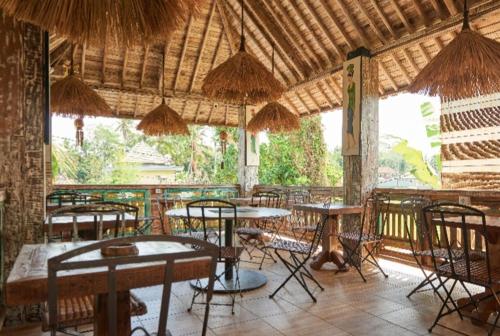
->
[49,0,500,127]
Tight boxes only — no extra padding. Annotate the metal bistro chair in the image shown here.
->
[96,201,140,237]
[47,236,218,336]
[186,199,244,314]
[267,206,329,302]
[337,194,391,282]
[423,203,498,335]
[47,203,128,242]
[236,191,282,269]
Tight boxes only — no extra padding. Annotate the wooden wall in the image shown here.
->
[0,14,44,278]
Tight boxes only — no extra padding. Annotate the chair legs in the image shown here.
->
[337,239,388,282]
[269,250,324,303]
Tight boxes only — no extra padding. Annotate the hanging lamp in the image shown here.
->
[137,45,189,136]
[51,44,113,146]
[201,0,285,105]
[0,0,202,47]
[247,45,300,133]
[408,0,500,101]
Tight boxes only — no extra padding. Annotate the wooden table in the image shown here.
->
[436,215,500,325]
[167,206,291,292]
[293,204,363,271]
[6,241,211,336]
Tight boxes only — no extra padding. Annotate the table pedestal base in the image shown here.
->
[310,250,348,271]
[190,268,267,293]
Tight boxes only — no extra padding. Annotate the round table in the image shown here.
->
[166,206,291,293]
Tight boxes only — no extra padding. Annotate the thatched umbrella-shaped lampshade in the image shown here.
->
[247,102,300,133]
[247,46,300,133]
[202,0,285,105]
[0,0,202,46]
[137,45,189,136]
[51,48,113,145]
[136,99,189,136]
[408,0,500,101]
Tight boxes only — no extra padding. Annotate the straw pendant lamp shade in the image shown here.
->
[408,0,500,101]
[202,0,285,105]
[247,46,300,133]
[137,47,189,136]
[0,0,202,46]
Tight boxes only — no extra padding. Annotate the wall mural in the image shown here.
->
[342,57,361,156]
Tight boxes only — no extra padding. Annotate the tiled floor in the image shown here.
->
[2,255,498,336]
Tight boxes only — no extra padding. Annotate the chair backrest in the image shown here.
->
[47,203,130,241]
[400,196,432,255]
[423,203,490,285]
[46,191,103,210]
[307,203,330,256]
[97,201,139,236]
[286,190,310,208]
[360,193,390,238]
[186,199,237,259]
[47,235,218,336]
[251,191,281,208]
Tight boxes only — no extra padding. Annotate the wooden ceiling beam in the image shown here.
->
[173,16,194,93]
[101,36,108,84]
[301,0,347,57]
[305,88,322,111]
[282,95,301,116]
[139,45,149,89]
[80,42,86,79]
[402,48,420,74]
[216,0,238,55]
[133,95,139,118]
[159,41,171,92]
[325,77,342,103]
[209,29,224,71]
[369,0,397,38]
[190,0,217,93]
[243,0,306,80]
[434,36,444,50]
[317,0,355,51]
[388,0,414,33]
[286,0,337,63]
[207,103,216,124]
[295,91,311,114]
[443,0,459,15]
[352,0,387,43]
[416,43,431,63]
[316,82,336,108]
[410,0,430,26]
[224,105,229,125]
[390,53,411,85]
[337,0,371,48]
[224,1,292,85]
[379,61,398,91]
[266,0,323,69]
[428,0,445,19]
[258,0,316,72]
[194,101,202,123]
[121,49,129,88]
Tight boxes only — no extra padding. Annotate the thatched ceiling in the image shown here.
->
[49,0,500,127]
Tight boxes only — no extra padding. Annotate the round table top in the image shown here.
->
[166,206,290,220]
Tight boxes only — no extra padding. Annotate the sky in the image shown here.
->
[52,93,440,155]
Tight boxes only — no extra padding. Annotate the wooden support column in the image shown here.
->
[237,105,259,195]
[342,48,379,249]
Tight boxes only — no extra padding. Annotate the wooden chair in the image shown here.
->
[95,201,139,237]
[236,191,282,269]
[186,199,243,314]
[423,203,497,335]
[267,209,328,302]
[337,193,391,282]
[47,236,218,336]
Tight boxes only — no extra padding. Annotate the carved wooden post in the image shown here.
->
[342,48,379,264]
[237,105,259,196]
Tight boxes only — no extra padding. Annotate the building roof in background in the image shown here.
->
[124,142,175,165]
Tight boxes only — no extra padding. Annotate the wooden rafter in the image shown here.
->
[101,35,108,84]
[209,29,224,71]
[140,45,149,89]
[443,0,459,15]
[428,0,445,19]
[402,48,420,74]
[224,105,229,125]
[416,43,431,63]
[352,0,387,43]
[258,0,316,72]
[283,95,301,116]
[159,41,171,92]
[133,95,139,117]
[207,103,217,123]
[194,101,202,122]
[337,0,371,48]
[216,0,238,55]
[305,88,322,111]
[316,82,335,107]
[379,61,398,91]
[434,36,444,50]
[190,0,217,93]
[243,0,305,80]
[271,0,325,68]
[121,49,129,88]
[303,0,347,57]
[173,16,194,93]
[325,77,342,103]
[369,0,397,38]
[295,91,310,113]
[80,42,86,79]
[388,0,414,33]
[286,0,336,63]
[390,53,411,84]
[115,91,122,116]
[409,0,430,26]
